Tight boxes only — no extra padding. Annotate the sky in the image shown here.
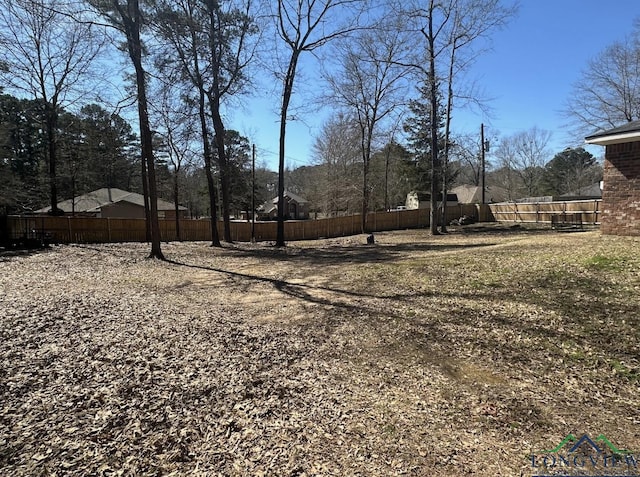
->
[231,0,640,172]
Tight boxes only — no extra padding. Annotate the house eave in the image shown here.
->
[585,131,640,146]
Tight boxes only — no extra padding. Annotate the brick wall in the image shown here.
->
[601,141,640,236]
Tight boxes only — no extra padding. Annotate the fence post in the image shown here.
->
[67,217,72,243]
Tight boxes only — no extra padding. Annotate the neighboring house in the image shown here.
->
[257,191,310,220]
[406,191,458,209]
[35,188,188,219]
[451,185,510,204]
[586,122,640,236]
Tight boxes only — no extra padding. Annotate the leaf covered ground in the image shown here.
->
[1,226,639,476]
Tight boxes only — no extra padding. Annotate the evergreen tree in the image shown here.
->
[403,82,452,194]
[0,94,47,212]
[542,147,601,196]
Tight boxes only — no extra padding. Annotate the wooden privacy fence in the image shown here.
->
[5,203,484,244]
[488,199,601,225]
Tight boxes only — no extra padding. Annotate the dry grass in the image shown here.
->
[1,226,639,476]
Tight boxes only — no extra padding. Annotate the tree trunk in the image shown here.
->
[276,53,300,247]
[198,89,221,247]
[360,126,373,233]
[187,4,220,247]
[440,27,458,234]
[209,102,232,243]
[136,71,163,259]
[140,148,151,241]
[173,174,180,241]
[45,103,62,216]
[203,1,232,243]
[428,3,440,235]
[120,0,164,259]
[361,162,370,233]
[384,144,391,211]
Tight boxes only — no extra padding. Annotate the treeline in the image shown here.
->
[284,119,603,217]
[0,95,604,222]
[0,0,522,253]
[1,0,629,254]
[0,96,141,213]
[0,94,277,218]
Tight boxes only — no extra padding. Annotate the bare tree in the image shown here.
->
[325,25,410,232]
[565,26,640,137]
[88,0,165,259]
[370,137,412,211]
[272,0,366,246]
[152,82,196,241]
[311,114,362,216]
[450,134,482,186]
[0,0,103,215]
[491,137,519,200]
[398,0,516,233]
[202,0,258,243]
[153,0,220,246]
[153,0,259,244]
[494,127,551,197]
[439,0,514,231]
[379,116,407,211]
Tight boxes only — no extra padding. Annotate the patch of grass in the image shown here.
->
[610,359,640,381]
[382,423,397,436]
[584,254,624,271]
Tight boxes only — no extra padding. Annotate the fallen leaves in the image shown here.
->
[1,230,639,476]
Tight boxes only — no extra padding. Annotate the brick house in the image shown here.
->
[586,122,640,236]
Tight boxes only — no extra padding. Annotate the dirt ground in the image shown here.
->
[1,225,639,476]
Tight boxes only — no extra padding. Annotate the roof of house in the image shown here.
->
[585,120,640,146]
[451,185,510,204]
[271,191,309,204]
[259,191,309,213]
[36,188,185,213]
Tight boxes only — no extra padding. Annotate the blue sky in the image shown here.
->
[465,0,640,156]
[232,1,640,171]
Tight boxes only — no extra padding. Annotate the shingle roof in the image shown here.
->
[585,120,640,145]
[259,191,309,212]
[271,191,309,204]
[36,188,185,213]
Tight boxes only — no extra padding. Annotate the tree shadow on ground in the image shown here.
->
[167,229,639,384]
[0,245,52,262]
[166,257,498,315]
[219,241,499,266]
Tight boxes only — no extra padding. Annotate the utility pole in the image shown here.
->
[251,143,256,242]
